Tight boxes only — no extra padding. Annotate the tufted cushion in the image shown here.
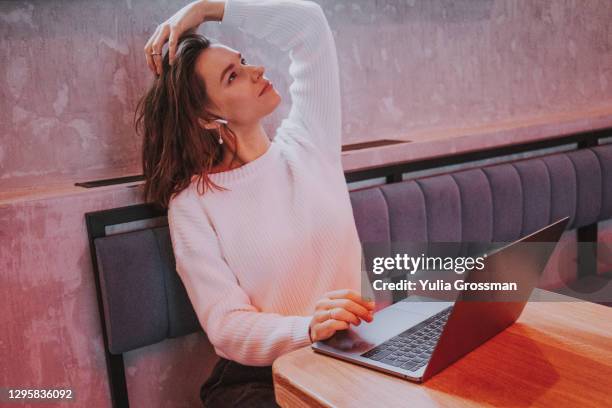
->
[350,144,612,246]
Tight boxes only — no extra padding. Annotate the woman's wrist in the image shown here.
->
[198,0,225,23]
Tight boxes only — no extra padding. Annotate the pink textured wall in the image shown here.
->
[1,0,612,190]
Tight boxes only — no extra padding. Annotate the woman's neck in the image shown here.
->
[213,122,271,172]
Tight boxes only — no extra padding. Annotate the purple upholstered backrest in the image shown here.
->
[350,144,612,246]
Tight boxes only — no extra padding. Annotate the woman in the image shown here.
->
[136,0,375,406]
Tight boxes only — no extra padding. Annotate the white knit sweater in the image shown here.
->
[167,0,362,366]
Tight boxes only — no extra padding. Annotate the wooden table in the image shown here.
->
[273,292,612,407]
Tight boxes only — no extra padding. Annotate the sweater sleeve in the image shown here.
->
[168,194,312,366]
[221,0,342,164]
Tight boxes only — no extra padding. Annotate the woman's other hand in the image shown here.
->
[144,0,225,75]
[308,289,376,343]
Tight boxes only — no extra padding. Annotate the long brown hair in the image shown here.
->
[134,33,240,209]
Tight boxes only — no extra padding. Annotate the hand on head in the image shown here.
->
[144,1,224,75]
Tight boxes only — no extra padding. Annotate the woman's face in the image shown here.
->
[195,44,281,126]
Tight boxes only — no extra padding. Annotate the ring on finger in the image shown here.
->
[328,309,333,321]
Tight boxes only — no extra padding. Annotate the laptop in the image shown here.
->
[311,217,570,382]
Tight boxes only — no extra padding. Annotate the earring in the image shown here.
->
[215,119,227,145]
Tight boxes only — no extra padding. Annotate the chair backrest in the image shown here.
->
[350,144,612,245]
[94,227,199,354]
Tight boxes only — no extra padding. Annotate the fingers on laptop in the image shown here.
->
[315,298,373,323]
[315,319,350,339]
[315,308,360,326]
[324,289,376,311]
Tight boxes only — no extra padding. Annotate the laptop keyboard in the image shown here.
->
[361,306,453,372]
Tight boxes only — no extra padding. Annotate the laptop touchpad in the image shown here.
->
[323,307,427,352]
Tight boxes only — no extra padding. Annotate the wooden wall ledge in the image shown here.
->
[2,105,612,205]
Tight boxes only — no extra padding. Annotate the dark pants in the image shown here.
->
[200,358,280,408]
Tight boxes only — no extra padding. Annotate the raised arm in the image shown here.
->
[221,0,342,163]
[168,195,312,366]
